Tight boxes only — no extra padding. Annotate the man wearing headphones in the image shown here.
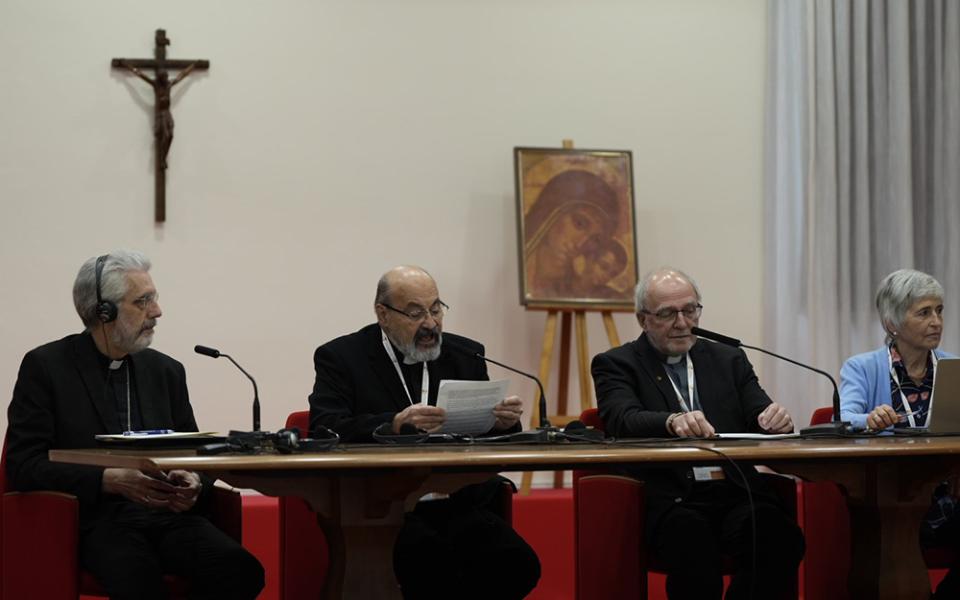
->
[309,265,540,600]
[5,250,264,600]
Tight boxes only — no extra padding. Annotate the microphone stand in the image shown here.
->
[688,329,850,435]
[219,353,261,433]
[194,345,269,454]
[472,353,559,442]
[739,344,848,436]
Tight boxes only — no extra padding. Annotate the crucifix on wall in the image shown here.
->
[112,29,209,223]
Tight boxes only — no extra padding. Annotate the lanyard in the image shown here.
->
[664,354,696,413]
[887,346,937,427]
[381,330,429,405]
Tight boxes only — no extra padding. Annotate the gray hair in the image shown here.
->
[73,250,152,328]
[875,268,944,337]
[634,267,702,314]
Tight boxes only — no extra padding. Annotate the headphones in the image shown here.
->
[273,426,340,453]
[94,255,118,323]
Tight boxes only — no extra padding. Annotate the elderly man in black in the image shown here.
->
[592,267,804,600]
[5,251,264,600]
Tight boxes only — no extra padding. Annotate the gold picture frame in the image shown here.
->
[514,147,637,310]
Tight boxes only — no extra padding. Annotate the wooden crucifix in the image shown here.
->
[112,29,209,223]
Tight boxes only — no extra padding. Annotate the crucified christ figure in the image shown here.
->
[116,60,199,170]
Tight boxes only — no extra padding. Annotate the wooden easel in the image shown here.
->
[519,308,623,494]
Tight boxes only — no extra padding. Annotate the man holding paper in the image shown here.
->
[309,265,523,440]
[309,265,539,599]
[591,267,803,600]
[4,250,263,599]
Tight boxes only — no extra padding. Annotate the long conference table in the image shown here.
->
[51,435,960,600]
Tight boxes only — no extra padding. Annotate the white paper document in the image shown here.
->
[95,431,219,441]
[435,379,509,435]
[715,432,800,440]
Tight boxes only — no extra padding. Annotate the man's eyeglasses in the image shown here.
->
[381,300,449,322]
[129,293,159,310]
[640,303,703,323]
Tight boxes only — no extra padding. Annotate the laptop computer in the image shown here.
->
[909,357,960,435]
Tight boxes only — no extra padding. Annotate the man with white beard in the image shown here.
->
[309,265,524,440]
[5,250,264,599]
[308,265,539,600]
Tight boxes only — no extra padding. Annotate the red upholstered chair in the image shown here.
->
[0,432,242,600]
[277,411,331,600]
[808,406,958,580]
[574,408,850,600]
[810,406,835,427]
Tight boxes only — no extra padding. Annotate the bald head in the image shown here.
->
[374,266,445,362]
[375,266,437,307]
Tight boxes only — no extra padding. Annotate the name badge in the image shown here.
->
[692,466,725,481]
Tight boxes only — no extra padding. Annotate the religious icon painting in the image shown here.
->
[514,147,638,310]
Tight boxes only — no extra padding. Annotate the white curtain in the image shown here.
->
[764,0,960,422]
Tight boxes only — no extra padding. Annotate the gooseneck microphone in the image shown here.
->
[473,353,550,431]
[441,338,553,439]
[194,345,261,432]
[690,327,850,435]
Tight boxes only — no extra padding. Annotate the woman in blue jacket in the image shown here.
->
[840,269,952,430]
[840,268,957,599]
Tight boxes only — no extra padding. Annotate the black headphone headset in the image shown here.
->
[273,426,340,453]
[94,255,118,324]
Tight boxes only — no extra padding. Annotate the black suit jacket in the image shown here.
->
[5,332,205,526]
[591,333,779,528]
[309,323,492,442]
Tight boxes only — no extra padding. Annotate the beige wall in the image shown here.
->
[0,1,768,454]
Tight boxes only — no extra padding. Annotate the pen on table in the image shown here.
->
[122,429,174,436]
[897,408,927,421]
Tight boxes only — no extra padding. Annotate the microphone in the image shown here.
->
[690,327,850,435]
[442,338,553,437]
[473,354,550,431]
[194,345,261,432]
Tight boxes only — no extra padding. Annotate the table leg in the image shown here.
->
[215,469,490,599]
[784,460,947,600]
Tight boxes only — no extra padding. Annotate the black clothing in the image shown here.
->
[592,333,804,599]
[309,323,516,441]
[5,332,264,598]
[309,324,540,598]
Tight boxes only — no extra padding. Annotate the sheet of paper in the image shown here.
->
[95,431,219,441]
[436,379,509,435]
[715,432,800,440]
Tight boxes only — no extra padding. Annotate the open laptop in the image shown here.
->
[908,357,960,435]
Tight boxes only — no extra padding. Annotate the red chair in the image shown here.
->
[0,432,242,600]
[277,411,331,600]
[808,406,957,579]
[278,410,516,599]
[574,407,849,600]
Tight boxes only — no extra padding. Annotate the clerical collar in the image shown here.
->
[87,333,129,372]
[644,337,686,365]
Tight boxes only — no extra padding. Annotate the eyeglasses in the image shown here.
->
[640,303,703,323]
[129,293,159,310]
[381,300,449,322]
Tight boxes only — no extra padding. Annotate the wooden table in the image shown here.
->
[52,436,960,600]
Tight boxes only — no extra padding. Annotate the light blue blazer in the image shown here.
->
[839,347,955,430]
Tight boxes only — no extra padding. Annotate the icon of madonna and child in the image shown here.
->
[515,149,637,309]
